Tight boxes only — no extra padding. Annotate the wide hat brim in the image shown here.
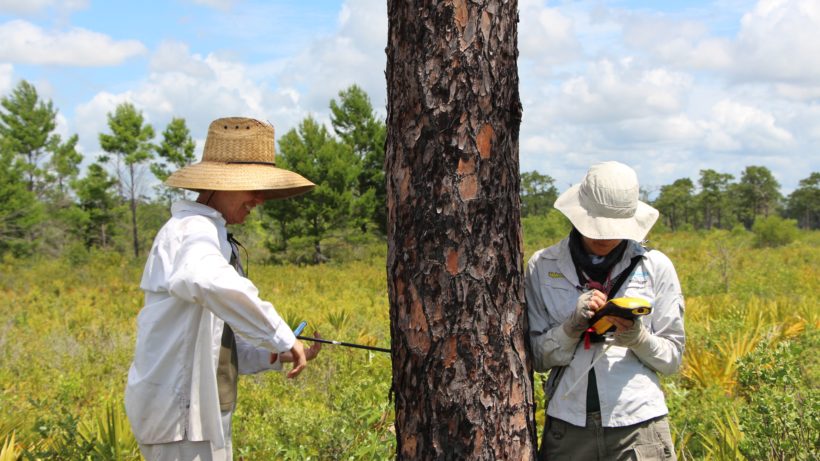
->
[165,162,315,200]
[555,183,659,242]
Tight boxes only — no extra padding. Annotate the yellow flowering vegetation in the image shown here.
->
[0,227,817,460]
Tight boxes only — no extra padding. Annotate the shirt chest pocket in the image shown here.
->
[623,270,653,299]
[540,276,578,324]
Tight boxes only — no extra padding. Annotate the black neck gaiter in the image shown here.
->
[568,228,628,287]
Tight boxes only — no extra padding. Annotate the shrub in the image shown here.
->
[522,211,571,253]
[736,330,819,460]
[730,223,747,236]
[751,215,798,247]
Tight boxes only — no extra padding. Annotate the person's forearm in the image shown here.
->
[630,333,683,375]
[531,325,580,372]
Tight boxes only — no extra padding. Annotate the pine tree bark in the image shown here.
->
[385,1,536,458]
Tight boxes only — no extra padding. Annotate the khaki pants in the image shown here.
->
[539,412,676,460]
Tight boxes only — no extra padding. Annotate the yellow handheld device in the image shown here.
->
[588,297,652,335]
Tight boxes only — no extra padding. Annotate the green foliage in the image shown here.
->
[1,230,818,458]
[99,102,156,258]
[77,401,140,461]
[751,215,798,247]
[151,117,196,203]
[71,163,124,249]
[99,103,156,171]
[734,165,782,229]
[330,85,387,234]
[520,171,557,217]
[654,230,819,460]
[264,117,359,260]
[521,212,571,255]
[0,149,43,256]
[653,177,695,231]
[0,80,57,197]
[697,169,735,230]
[786,171,819,229]
[46,133,83,200]
[736,332,819,460]
[0,80,83,258]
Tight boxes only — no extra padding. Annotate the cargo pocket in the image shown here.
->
[651,418,676,459]
[625,443,665,460]
[541,417,568,457]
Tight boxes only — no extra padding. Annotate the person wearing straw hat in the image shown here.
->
[126,117,322,461]
[526,161,684,460]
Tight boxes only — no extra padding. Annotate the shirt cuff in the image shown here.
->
[553,323,581,348]
[271,325,296,353]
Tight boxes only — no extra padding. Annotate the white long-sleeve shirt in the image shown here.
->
[526,238,685,428]
[125,200,296,447]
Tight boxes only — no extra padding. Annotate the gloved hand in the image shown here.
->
[562,290,604,337]
[612,316,650,348]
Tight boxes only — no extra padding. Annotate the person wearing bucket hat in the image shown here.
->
[125,117,323,461]
[526,161,685,460]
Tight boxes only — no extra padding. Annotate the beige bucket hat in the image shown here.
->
[554,161,659,242]
[165,117,315,200]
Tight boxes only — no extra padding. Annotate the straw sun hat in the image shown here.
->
[554,161,659,242]
[165,117,315,200]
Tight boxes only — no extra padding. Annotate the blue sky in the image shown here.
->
[1,0,818,197]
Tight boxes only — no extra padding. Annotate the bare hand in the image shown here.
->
[587,289,607,312]
[304,331,322,361]
[286,340,307,379]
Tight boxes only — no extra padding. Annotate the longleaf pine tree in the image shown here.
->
[99,102,155,258]
[151,117,196,204]
[385,1,537,458]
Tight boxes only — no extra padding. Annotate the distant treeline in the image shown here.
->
[521,167,819,232]
[1,80,817,261]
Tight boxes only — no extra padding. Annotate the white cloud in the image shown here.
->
[0,0,87,15]
[187,0,236,11]
[38,0,817,197]
[733,0,820,83]
[516,0,819,193]
[519,0,582,72]
[0,63,13,95]
[73,48,308,164]
[541,59,691,124]
[276,0,387,118]
[150,41,215,79]
[621,0,820,92]
[774,83,820,101]
[608,115,702,145]
[521,134,566,157]
[68,0,389,169]
[0,20,146,66]
[622,15,733,71]
[705,99,794,152]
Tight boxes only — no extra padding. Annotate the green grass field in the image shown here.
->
[1,227,817,460]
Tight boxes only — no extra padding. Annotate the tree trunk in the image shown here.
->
[129,163,139,258]
[385,1,536,459]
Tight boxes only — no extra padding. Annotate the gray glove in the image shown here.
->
[562,291,595,337]
[612,316,650,348]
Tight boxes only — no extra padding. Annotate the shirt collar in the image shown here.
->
[171,199,226,226]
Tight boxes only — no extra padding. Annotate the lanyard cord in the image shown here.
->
[227,233,249,277]
[580,269,613,295]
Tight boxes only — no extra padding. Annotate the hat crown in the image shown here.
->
[578,161,639,219]
[202,117,276,164]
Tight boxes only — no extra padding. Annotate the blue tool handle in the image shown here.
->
[293,321,307,336]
